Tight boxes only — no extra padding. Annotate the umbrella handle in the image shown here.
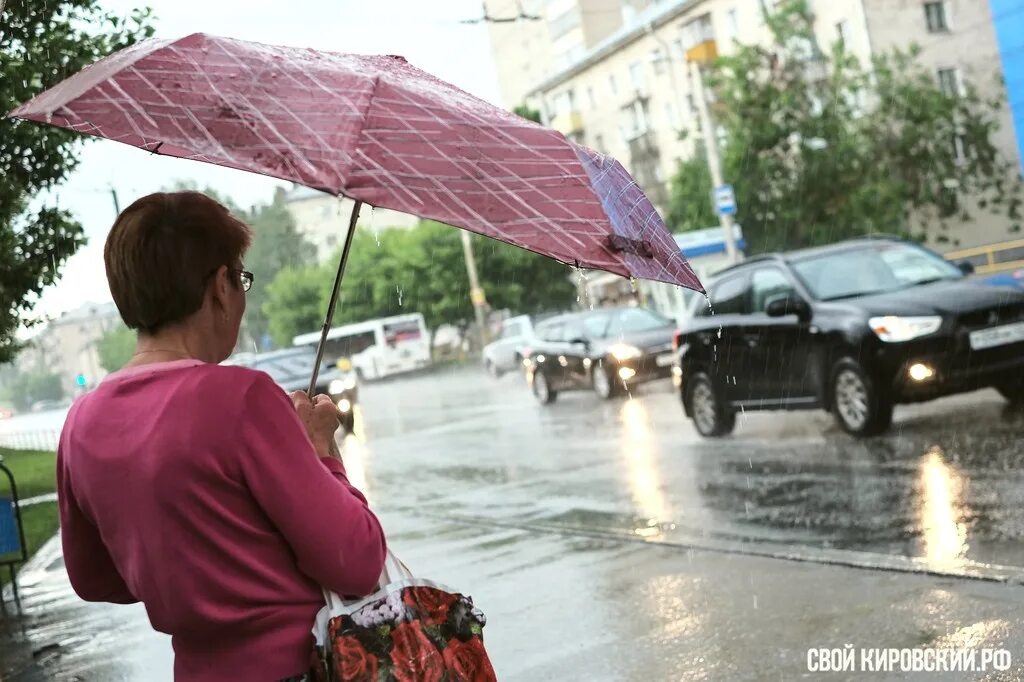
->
[307,199,363,396]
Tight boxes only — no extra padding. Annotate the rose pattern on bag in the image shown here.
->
[321,585,495,682]
[333,636,378,682]
[402,586,457,626]
[390,622,444,682]
[442,637,496,682]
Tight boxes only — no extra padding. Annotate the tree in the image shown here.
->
[264,263,330,348]
[666,0,1022,252]
[1,369,64,412]
[262,221,576,349]
[1,1,154,364]
[513,104,542,124]
[97,324,135,372]
[241,188,316,348]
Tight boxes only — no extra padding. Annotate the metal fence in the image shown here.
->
[0,430,61,452]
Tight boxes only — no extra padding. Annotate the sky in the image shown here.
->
[30,0,503,320]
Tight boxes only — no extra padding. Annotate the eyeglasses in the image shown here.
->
[206,266,254,292]
[232,269,255,292]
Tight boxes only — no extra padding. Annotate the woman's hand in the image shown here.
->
[291,391,341,458]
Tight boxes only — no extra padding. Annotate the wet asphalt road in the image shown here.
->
[4,366,1024,680]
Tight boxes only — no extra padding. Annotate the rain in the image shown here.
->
[3,0,1024,680]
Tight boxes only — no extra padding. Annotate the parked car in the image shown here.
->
[675,237,1024,438]
[525,307,677,403]
[230,348,359,433]
[482,315,534,377]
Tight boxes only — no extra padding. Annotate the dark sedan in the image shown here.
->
[524,307,677,404]
[236,348,359,432]
[675,237,1024,437]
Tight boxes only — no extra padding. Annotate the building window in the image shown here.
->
[725,8,739,40]
[594,134,606,153]
[609,74,618,95]
[937,67,961,97]
[924,2,949,32]
[682,14,715,51]
[552,89,576,116]
[836,19,850,49]
[651,49,666,76]
[665,101,679,128]
[621,99,650,140]
[587,86,596,109]
[671,38,685,60]
[629,62,646,92]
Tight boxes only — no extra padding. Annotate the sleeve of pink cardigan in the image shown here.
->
[238,373,386,597]
[57,426,139,604]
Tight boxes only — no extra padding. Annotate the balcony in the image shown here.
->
[685,39,718,65]
[549,110,584,136]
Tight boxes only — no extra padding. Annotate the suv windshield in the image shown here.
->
[792,242,963,301]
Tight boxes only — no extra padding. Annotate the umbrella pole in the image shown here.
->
[307,199,363,396]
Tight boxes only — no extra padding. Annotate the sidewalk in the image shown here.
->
[5,509,1024,680]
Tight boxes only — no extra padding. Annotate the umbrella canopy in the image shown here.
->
[9,33,702,292]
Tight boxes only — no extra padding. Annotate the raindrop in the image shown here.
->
[717,327,723,339]
[396,285,403,306]
[753,595,759,610]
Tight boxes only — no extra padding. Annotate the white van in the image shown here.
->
[293,313,431,381]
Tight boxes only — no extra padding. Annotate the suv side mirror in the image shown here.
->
[568,337,590,349]
[766,294,811,321]
[956,260,976,275]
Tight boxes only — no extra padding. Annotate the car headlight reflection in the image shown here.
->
[337,398,353,413]
[869,316,942,343]
[609,343,643,361]
[329,377,357,394]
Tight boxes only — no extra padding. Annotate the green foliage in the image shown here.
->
[666,156,716,233]
[241,190,316,348]
[0,370,64,412]
[666,0,1022,252]
[96,323,135,372]
[1,0,154,364]
[513,104,542,124]
[264,262,330,348]
[263,221,575,346]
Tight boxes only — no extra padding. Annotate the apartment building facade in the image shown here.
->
[284,185,419,263]
[487,0,1023,250]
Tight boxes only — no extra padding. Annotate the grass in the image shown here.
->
[0,447,58,571]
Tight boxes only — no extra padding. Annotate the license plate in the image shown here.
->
[969,321,1024,350]
[656,353,675,367]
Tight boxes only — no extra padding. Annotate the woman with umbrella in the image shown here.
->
[56,191,387,681]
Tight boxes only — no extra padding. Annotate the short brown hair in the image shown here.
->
[104,191,252,334]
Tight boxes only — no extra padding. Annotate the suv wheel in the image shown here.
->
[592,363,619,400]
[532,370,557,405]
[996,375,1024,404]
[485,359,503,379]
[831,359,893,436]
[686,373,736,437]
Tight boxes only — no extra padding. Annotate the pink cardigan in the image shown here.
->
[57,360,386,680]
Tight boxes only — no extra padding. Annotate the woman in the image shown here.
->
[56,191,386,681]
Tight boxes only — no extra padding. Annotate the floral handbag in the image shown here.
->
[311,551,497,681]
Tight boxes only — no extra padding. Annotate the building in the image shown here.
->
[18,302,122,392]
[487,0,1022,250]
[284,186,420,263]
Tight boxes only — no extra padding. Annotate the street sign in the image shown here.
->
[713,184,737,216]
[0,497,19,556]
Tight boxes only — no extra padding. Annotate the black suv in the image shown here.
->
[525,307,677,403]
[675,237,1024,437]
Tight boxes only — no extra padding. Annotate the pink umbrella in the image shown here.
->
[9,33,703,388]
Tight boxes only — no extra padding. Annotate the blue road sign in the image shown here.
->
[0,497,20,556]
[713,184,737,216]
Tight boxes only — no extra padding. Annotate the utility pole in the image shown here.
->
[110,187,121,215]
[689,60,740,264]
[460,230,489,349]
